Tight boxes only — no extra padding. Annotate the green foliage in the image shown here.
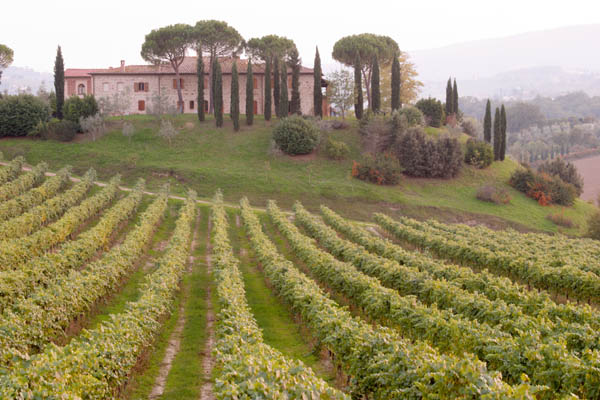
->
[313,47,322,117]
[323,137,350,160]
[0,94,50,137]
[63,95,98,127]
[538,157,584,196]
[245,35,296,62]
[476,184,511,204]
[278,61,288,118]
[493,107,501,160]
[586,211,600,240]
[415,97,444,127]
[509,167,577,206]
[263,58,271,121]
[272,115,320,155]
[391,55,400,111]
[392,105,424,127]
[245,59,254,126]
[289,48,301,115]
[230,62,240,131]
[483,99,492,143]
[273,57,280,117]
[500,104,507,160]
[464,139,493,168]
[453,78,459,114]
[0,44,14,86]
[197,55,205,121]
[54,46,64,119]
[214,59,223,127]
[445,78,453,115]
[353,54,363,119]
[326,69,354,118]
[352,152,402,185]
[30,118,78,142]
[193,20,243,61]
[370,56,380,113]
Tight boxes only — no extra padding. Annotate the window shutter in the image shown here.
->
[173,79,177,89]
[145,82,149,92]
[180,79,184,89]
[133,82,138,92]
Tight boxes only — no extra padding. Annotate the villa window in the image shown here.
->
[138,100,145,111]
[189,100,194,110]
[173,78,184,89]
[253,77,258,89]
[204,100,209,112]
[77,84,86,95]
[134,82,148,92]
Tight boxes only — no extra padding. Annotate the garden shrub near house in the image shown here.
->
[273,116,320,155]
[537,157,584,196]
[29,118,78,141]
[476,184,511,204]
[465,139,493,169]
[0,94,50,137]
[509,167,577,206]
[323,138,350,160]
[392,106,424,127]
[352,152,402,185]
[415,97,444,127]
[63,95,99,128]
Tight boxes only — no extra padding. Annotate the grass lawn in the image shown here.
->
[0,113,595,235]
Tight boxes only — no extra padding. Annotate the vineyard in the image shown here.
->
[1,154,600,399]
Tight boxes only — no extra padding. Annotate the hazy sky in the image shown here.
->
[2,0,599,72]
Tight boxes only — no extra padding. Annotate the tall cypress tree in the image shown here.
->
[264,57,271,121]
[197,54,205,122]
[483,99,492,143]
[289,48,301,115]
[453,78,459,115]
[230,61,240,131]
[273,57,280,117]
[500,104,507,161]
[279,62,289,118]
[493,107,501,161]
[391,55,401,112]
[445,77,453,116]
[354,54,363,119]
[370,55,380,113]
[211,59,217,113]
[214,59,223,127]
[245,59,254,126]
[313,46,323,117]
[54,45,65,120]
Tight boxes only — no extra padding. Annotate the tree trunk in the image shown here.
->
[362,67,371,108]
[209,52,215,114]
[172,62,184,114]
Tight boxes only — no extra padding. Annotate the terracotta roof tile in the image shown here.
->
[64,68,107,77]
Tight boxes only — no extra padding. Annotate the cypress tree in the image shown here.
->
[453,78,459,115]
[371,55,380,113]
[211,59,217,113]
[245,59,254,126]
[197,54,205,122]
[230,61,240,131]
[483,99,492,143]
[279,62,289,118]
[289,49,301,115]
[445,78,453,116]
[273,57,280,117]
[354,54,363,119]
[264,57,271,121]
[500,104,507,161]
[493,107,501,161]
[313,46,323,117]
[54,46,65,120]
[391,55,401,112]
[214,59,223,127]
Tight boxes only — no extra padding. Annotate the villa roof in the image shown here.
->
[64,69,106,78]
[73,57,314,76]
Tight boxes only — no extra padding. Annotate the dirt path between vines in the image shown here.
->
[199,216,215,400]
[148,214,200,399]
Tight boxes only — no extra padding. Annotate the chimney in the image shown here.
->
[120,60,125,72]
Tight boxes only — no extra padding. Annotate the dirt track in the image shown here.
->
[573,155,600,202]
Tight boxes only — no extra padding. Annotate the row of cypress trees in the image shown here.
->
[483,100,507,161]
[199,53,306,130]
[445,78,459,116]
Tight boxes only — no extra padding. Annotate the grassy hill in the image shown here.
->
[0,114,595,235]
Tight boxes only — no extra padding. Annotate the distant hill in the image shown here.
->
[409,24,600,99]
[0,66,52,95]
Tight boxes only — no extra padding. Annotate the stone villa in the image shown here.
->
[64,57,329,116]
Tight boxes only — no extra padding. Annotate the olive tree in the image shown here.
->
[0,44,14,88]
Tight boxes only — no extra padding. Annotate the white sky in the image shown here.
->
[2,0,599,72]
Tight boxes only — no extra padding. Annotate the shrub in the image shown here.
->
[273,116,320,155]
[157,119,178,146]
[63,95,99,127]
[547,212,575,228]
[537,157,584,196]
[29,118,78,141]
[587,211,600,240]
[509,167,577,206]
[395,127,463,178]
[476,185,511,204]
[461,117,481,137]
[0,94,50,137]
[352,152,403,185]
[415,97,444,127]
[79,114,106,141]
[323,138,350,160]
[360,114,395,154]
[465,139,494,169]
[392,106,424,128]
